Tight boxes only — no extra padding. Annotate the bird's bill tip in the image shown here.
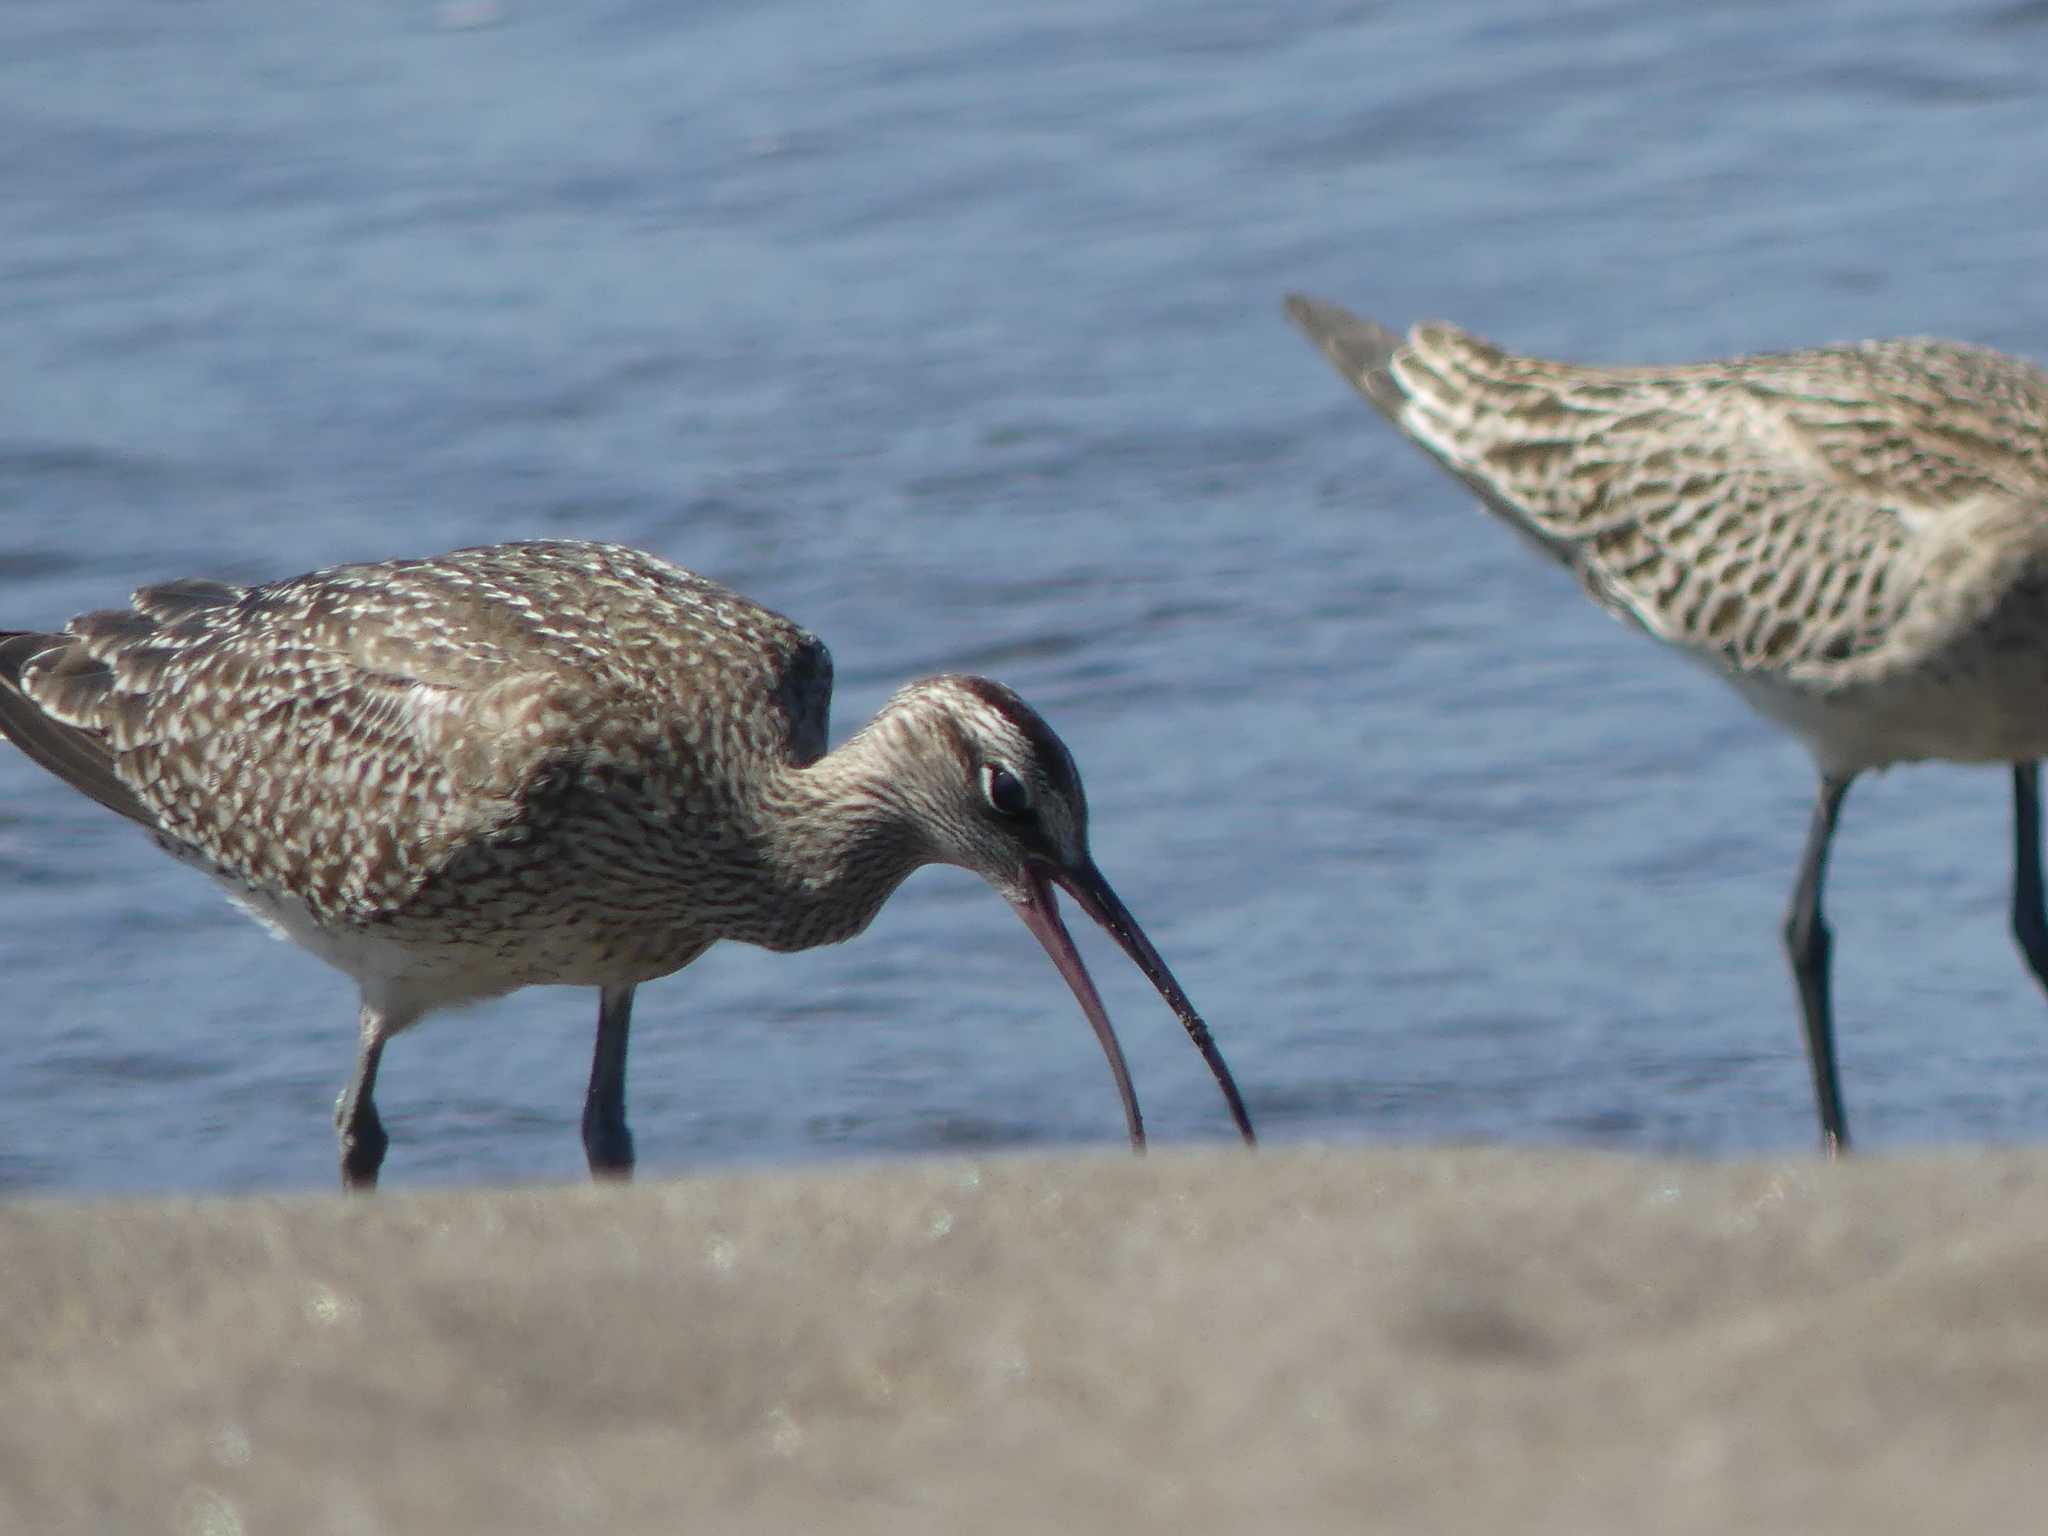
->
[1042,861,1257,1147]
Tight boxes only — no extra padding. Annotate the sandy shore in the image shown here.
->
[6,1144,2047,1533]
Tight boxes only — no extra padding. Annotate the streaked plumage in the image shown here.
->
[0,539,1255,1186]
[1287,292,2048,1151]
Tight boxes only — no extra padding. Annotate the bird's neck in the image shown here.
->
[743,722,934,953]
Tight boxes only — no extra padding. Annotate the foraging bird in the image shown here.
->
[1287,291,2048,1153]
[0,539,1255,1187]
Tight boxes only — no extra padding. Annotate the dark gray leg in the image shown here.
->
[334,1003,392,1191]
[1783,775,1854,1157]
[2011,764,2048,994]
[582,984,636,1179]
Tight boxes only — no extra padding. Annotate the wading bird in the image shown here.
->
[0,539,1255,1186]
[1289,291,2048,1152]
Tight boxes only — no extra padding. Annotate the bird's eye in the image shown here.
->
[982,763,1032,818]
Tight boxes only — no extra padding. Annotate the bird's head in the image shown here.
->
[873,674,1255,1150]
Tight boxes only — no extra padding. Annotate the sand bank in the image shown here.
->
[6,1144,2046,1532]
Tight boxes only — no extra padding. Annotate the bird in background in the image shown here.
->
[0,539,1255,1188]
[1287,290,2048,1154]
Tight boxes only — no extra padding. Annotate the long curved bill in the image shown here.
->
[1008,859,1257,1151]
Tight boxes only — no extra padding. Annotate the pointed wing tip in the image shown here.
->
[0,632,157,828]
[1283,293,1411,417]
[1284,291,1361,345]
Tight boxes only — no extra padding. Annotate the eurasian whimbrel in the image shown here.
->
[0,539,1255,1186]
[1287,291,2048,1153]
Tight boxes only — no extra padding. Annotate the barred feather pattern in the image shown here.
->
[0,541,948,1002]
[1287,295,2048,776]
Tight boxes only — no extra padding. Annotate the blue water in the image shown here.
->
[7,0,2048,1193]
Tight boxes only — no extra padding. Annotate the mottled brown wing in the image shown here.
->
[0,589,500,920]
[1286,294,2048,674]
[320,541,835,772]
[0,575,265,828]
[0,542,838,922]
